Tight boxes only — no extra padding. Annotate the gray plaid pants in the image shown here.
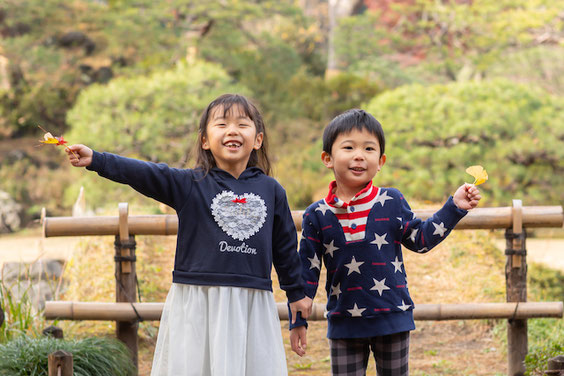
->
[329,331,410,376]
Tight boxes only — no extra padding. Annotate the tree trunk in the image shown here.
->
[327,0,364,78]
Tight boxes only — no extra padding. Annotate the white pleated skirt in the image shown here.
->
[151,283,288,376]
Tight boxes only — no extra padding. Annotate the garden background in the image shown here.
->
[0,0,563,375]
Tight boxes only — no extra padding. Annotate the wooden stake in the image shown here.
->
[506,199,528,376]
[114,203,138,373]
[48,350,73,376]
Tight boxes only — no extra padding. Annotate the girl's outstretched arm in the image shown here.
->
[66,144,93,168]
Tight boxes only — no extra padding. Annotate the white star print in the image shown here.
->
[417,247,428,253]
[375,190,393,207]
[315,201,332,215]
[397,300,411,311]
[391,256,403,273]
[432,222,447,237]
[324,240,339,258]
[330,283,342,299]
[409,228,418,243]
[344,256,364,275]
[371,278,391,296]
[347,303,366,317]
[397,217,403,229]
[308,253,320,270]
[370,233,389,250]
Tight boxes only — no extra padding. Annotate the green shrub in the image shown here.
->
[363,79,564,206]
[0,335,135,376]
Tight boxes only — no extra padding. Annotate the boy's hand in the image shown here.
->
[453,183,481,210]
[66,144,93,167]
[290,326,308,356]
[289,296,313,324]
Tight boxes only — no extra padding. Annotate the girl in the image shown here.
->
[66,94,311,376]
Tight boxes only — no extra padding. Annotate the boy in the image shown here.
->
[289,109,481,375]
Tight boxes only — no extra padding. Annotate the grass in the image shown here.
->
[0,335,135,376]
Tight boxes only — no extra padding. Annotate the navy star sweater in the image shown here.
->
[290,181,467,338]
[87,151,305,302]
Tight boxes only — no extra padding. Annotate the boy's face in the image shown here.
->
[322,128,386,194]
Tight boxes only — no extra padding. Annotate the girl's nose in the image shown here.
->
[226,123,239,135]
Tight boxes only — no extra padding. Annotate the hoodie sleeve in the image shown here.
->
[86,151,191,211]
[399,192,467,253]
[271,183,305,304]
[289,204,324,330]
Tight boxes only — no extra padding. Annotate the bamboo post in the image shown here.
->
[44,301,563,321]
[115,203,138,372]
[506,199,528,376]
[48,350,73,376]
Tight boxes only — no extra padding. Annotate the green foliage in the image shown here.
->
[363,79,564,206]
[524,263,564,375]
[0,280,42,342]
[0,335,135,376]
[337,0,563,83]
[67,61,246,163]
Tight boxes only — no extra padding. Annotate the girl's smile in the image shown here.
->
[202,104,263,178]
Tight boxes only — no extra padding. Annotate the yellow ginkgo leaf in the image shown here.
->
[40,132,60,144]
[466,165,488,185]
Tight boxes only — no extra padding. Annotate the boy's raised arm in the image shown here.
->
[400,184,480,253]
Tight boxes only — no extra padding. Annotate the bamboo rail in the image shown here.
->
[42,205,564,237]
[45,301,563,321]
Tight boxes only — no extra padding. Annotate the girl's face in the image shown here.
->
[202,104,263,178]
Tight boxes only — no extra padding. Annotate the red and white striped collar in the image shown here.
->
[325,180,379,208]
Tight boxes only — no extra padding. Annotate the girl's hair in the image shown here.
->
[195,94,271,176]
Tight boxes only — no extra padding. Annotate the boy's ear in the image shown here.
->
[321,151,334,169]
[378,154,386,171]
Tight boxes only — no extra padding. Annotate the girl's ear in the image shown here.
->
[201,134,210,150]
[254,132,264,150]
[321,151,334,169]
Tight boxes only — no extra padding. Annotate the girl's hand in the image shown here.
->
[66,144,93,167]
[289,296,313,324]
[453,183,481,210]
[290,326,308,357]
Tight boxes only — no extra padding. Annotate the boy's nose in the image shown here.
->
[353,150,365,160]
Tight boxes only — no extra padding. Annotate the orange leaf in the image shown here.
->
[466,165,488,185]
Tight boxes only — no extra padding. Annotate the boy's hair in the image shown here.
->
[195,94,271,176]
[322,109,385,155]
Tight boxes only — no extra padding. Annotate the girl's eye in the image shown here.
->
[366,147,375,151]
[344,146,353,150]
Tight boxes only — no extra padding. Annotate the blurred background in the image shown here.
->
[0,0,562,227]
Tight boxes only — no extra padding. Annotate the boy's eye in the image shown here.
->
[366,147,375,151]
[343,146,353,150]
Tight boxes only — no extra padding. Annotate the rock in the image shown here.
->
[1,259,66,311]
[0,190,21,233]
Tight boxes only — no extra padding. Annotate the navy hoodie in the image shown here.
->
[87,151,305,302]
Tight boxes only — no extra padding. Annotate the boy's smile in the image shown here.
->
[322,128,386,202]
